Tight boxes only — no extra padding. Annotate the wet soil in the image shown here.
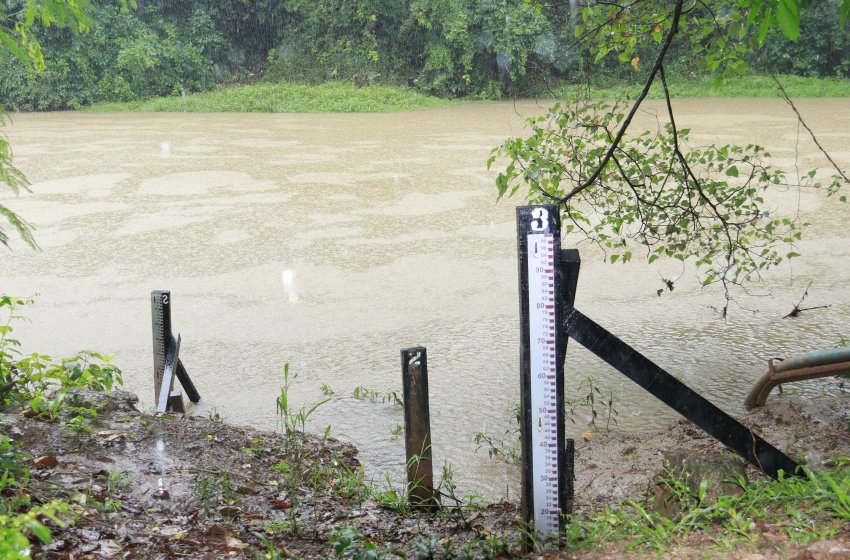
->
[3,388,849,559]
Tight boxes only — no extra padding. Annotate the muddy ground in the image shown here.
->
[2,388,849,559]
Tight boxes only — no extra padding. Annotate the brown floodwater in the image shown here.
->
[2,99,849,498]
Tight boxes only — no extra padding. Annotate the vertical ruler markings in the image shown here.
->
[151,290,171,402]
[528,231,559,534]
[517,205,566,545]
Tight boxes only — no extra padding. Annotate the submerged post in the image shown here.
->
[401,347,437,508]
[517,205,568,546]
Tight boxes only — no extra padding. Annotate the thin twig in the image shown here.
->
[770,73,850,185]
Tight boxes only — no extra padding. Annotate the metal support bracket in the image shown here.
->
[563,308,799,479]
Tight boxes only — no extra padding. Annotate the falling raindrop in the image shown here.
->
[160,141,171,158]
[281,269,294,290]
[281,269,298,303]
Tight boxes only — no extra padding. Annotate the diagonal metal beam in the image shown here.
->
[563,308,799,479]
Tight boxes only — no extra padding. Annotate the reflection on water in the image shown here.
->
[2,99,849,498]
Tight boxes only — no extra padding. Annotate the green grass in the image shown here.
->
[555,74,850,100]
[562,460,850,556]
[82,75,850,114]
[84,82,457,113]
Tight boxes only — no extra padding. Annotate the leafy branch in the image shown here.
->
[490,0,848,314]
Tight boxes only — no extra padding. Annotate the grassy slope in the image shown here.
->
[83,75,850,114]
[557,74,850,100]
[85,82,456,113]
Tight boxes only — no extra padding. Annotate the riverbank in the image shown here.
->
[3,387,849,558]
[78,75,850,114]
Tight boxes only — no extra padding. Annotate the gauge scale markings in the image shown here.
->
[527,231,560,536]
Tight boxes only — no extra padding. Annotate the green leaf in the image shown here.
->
[725,166,739,177]
[610,254,619,264]
[841,0,850,27]
[776,0,801,41]
[758,11,771,46]
[24,519,51,545]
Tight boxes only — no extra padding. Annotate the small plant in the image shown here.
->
[568,376,619,433]
[262,518,301,538]
[352,385,403,407]
[473,429,520,464]
[436,463,485,532]
[208,406,222,423]
[0,435,29,498]
[390,423,403,441]
[254,534,288,560]
[310,457,371,506]
[276,363,329,447]
[194,472,236,517]
[2,296,123,414]
[106,470,132,496]
[0,501,69,558]
[474,404,520,464]
[352,385,380,401]
[374,473,409,512]
[326,526,403,559]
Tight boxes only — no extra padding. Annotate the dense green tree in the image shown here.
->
[3,0,850,110]
[492,0,850,314]
[1,1,135,248]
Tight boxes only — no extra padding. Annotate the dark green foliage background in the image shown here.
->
[0,0,848,110]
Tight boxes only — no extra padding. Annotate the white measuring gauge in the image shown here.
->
[527,230,560,536]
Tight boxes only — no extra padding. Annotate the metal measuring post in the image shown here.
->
[401,347,437,509]
[517,205,568,544]
[151,290,200,413]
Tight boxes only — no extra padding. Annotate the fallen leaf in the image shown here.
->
[158,526,184,537]
[95,430,124,442]
[225,534,248,550]
[630,56,640,71]
[34,455,58,469]
[218,505,241,518]
[98,539,122,556]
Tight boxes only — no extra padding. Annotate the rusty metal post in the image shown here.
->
[401,347,437,509]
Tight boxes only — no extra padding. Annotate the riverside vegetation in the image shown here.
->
[1,1,849,111]
[3,293,850,558]
[83,74,850,114]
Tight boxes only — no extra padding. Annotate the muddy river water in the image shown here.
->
[2,99,849,498]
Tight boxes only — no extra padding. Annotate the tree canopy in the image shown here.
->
[1,1,139,248]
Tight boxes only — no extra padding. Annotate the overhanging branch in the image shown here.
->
[556,0,685,203]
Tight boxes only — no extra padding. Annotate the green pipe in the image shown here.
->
[774,346,850,373]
